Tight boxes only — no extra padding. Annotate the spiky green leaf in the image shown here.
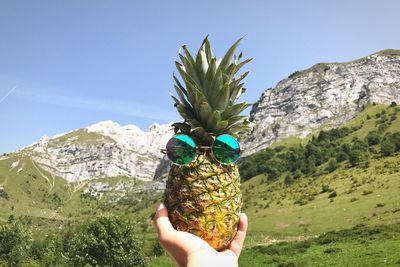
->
[219,38,243,71]
[221,102,251,120]
[213,83,230,111]
[206,110,221,131]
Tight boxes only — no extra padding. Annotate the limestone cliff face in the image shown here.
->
[12,49,400,183]
[21,121,174,182]
[244,50,400,155]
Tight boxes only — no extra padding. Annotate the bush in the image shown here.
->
[390,132,400,151]
[325,158,339,173]
[0,216,33,266]
[32,234,67,267]
[0,189,9,200]
[336,151,348,162]
[321,184,330,193]
[65,215,146,267]
[366,131,381,146]
[324,247,342,254]
[381,137,395,156]
[284,174,294,185]
[328,191,337,198]
[362,190,373,196]
[267,167,281,181]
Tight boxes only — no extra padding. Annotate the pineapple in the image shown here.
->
[164,37,252,251]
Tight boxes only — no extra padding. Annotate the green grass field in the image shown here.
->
[1,104,399,266]
[150,223,400,267]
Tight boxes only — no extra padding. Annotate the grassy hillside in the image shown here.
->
[0,154,159,236]
[150,104,400,266]
[1,103,399,266]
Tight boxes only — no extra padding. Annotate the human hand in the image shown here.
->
[153,203,248,267]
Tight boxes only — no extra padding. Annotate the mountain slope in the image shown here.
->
[245,49,400,155]
[18,121,174,182]
[0,152,162,233]
[150,104,400,266]
[2,49,399,185]
[239,104,400,237]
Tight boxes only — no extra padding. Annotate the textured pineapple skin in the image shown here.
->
[164,154,242,251]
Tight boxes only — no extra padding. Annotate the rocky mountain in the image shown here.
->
[19,121,174,182]
[5,49,400,183]
[244,49,400,155]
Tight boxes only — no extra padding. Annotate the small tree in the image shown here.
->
[336,151,348,162]
[390,132,400,151]
[366,131,381,146]
[32,234,66,267]
[325,158,339,173]
[284,173,294,186]
[348,149,366,166]
[66,215,146,267]
[381,137,395,156]
[0,216,33,266]
[267,167,280,181]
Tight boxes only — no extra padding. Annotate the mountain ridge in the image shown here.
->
[17,121,174,182]
[3,48,400,183]
[244,49,400,155]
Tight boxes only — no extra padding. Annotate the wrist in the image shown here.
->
[186,250,238,267]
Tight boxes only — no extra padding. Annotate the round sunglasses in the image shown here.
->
[161,134,241,165]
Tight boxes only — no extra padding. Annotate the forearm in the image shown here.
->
[186,251,238,267]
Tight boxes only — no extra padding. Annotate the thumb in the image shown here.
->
[153,203,176,243]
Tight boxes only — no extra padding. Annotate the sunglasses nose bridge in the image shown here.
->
[164,134,241,165]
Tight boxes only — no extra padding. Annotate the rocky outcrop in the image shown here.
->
[244,50,400,155]
[14,49,400,182]
[22,121,174,182]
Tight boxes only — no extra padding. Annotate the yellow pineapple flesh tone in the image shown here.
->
[165,155,241,250]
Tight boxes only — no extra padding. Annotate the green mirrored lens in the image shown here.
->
[212,134,240,164]
[166,135,196,165]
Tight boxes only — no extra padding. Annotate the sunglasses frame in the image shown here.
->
[161,134,241,166]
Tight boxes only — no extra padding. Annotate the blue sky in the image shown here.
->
[1,0,399,153]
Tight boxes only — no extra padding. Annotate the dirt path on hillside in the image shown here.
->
[256,235,318,246]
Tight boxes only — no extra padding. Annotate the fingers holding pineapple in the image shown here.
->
[153,203,248,267]
[227,213,248,257]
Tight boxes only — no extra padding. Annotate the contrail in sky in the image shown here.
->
[0,86,17,104]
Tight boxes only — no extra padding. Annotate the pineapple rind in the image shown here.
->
[165,154,241,251]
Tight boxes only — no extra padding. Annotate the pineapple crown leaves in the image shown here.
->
[171,36,252,145]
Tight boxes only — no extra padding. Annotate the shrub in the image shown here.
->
[267,168,281,181]
[324,247,342,254]
[321,184,330,193]
[325,158,339,173]
[0,216,33,266]
[0,190,9,200]
[336,151,348,162]
[348,149,368,166]
[362,190,373,196]
[366,131,381,146]
[33,234,67,267]
[328,191,337,198]
[65,215,146,267]
[381,137,395,156]
[284,174,294,185]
